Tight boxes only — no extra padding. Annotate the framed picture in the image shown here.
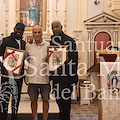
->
[3,47,25,75]
[47,46,68,72]
[17,0,47,31]
[108,70,120,93]
[25,36,33,43]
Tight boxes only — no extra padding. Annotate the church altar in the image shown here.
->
[99,62,120,120]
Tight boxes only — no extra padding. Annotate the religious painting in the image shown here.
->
[18,0,47,31]
[3,47,25,75]
[108,71,120,93]
[47,46,68,72]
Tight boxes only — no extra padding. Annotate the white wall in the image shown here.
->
[67,0,75,36]
[88,0,103,18]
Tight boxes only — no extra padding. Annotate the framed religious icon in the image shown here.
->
[108,70,120,94]
[47,46,68,72]
[3,47,25,75]
[18,0,47,31]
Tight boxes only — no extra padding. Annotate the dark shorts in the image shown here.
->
[28,83,51,101]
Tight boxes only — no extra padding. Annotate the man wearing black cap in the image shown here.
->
[0,22,26,120]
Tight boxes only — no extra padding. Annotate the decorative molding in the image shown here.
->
[64,8,67,33]
[5,0,9,36]
[74,0,82,31]
[47,0,50,36]
[84,12,120,25]
[16,0,20,23]
[55,0,59,19]
[108,0,120,17]
[73,30,83,41]
[84,12,120,69]
[63,0,68,34]
[73,30,83,62]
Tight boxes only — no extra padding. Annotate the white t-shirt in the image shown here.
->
[26,40,50,84]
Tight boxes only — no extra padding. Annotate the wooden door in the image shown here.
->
[94,32,111,63]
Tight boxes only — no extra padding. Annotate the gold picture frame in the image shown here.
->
[47,46,68,72]
[17,0,47,31]
[3,47,25,75]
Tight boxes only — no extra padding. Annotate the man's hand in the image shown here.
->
[1,64,8,75]
[29,39,33,44]
[24,77,29,86]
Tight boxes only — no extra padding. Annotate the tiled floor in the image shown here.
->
[71,99,98,120]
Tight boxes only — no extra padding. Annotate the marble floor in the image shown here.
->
[71,99,98,120]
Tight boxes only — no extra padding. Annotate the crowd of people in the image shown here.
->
[0,20,78,120]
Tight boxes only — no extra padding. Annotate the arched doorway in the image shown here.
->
[94,32,111,63]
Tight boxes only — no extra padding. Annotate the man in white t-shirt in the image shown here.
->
[26,25,50,120]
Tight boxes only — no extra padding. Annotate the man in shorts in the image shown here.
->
[26,25,50,120]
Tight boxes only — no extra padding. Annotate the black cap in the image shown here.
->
[14,22,25,31]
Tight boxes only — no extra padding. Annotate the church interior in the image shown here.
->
[1,0,120,120]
